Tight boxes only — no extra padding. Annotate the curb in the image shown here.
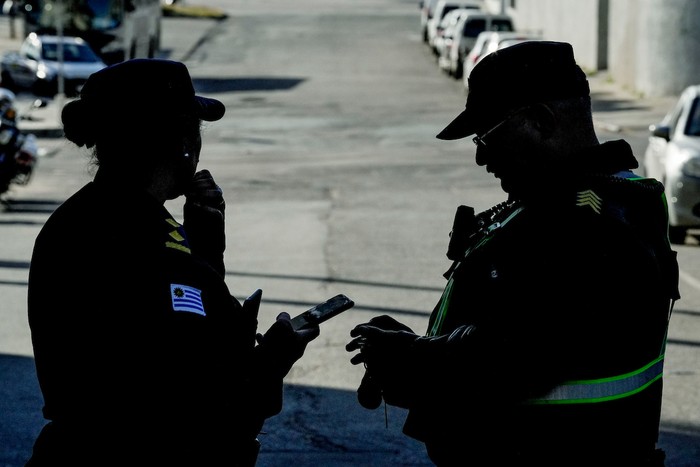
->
[594,121,622,133]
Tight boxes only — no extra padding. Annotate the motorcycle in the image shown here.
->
[0,88,40,198]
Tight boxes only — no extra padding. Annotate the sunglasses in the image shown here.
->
[472,106,531,149]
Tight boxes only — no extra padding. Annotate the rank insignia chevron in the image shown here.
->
[576,189,603,214]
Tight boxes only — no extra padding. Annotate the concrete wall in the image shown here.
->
[486,0,700,97]
[613,0,700,97]
[494,0,605,72]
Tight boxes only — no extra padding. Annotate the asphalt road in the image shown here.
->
[1,1,699,465]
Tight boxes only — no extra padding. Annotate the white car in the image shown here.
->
[445,12,514,78]
[463,31,542,89]
[0,33,107,97]
[426,0,482,54]
[434,8,475,67]
[643,84,700,244]
[419,0,441,43]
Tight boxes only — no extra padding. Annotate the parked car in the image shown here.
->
[426,0,482,54]
[0,33,107,97]
[419,0,441,43]
[643,84,700,244]
[445,12,514,78]
[434,7,474,64]
[462,31,542,88]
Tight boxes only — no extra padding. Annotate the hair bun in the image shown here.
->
[61,99,97,148]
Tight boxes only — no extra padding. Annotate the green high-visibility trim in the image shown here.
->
[428,277,454,337]
[428,206,525,337]
[528,354,664,405]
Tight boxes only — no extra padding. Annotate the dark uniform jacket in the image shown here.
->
[26,177,279,466]
[402,141,680,466]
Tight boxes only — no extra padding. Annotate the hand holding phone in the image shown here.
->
[290,294,355,330]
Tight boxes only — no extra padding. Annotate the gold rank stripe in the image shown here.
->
[576,189,602,214]
[165,241,191,254]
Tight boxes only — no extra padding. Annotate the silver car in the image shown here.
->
[0,33,106,97]
[644,84,700,244]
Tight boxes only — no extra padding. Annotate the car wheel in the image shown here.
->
[1,71,16,92]
[148,37,157,58]
[668,225,687,244]
[453,60,463,79]
[32,79,55,98]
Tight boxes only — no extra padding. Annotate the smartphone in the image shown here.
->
[290,294,355,330]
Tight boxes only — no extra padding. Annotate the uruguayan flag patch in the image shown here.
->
[170,284,205,316]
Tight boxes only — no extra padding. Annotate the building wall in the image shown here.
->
[493,0,604,72]
[486,0,700,97]
[612,0,700,97]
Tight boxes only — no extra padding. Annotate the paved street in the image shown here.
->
[0,1,698,465]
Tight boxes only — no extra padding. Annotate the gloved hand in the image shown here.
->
[183,169,226,275]
[184,169,225,218]
[357,314,415,334]
[346,315,420,409]
[256,312,320,379]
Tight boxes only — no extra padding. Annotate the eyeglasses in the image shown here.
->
[472,106,531,149]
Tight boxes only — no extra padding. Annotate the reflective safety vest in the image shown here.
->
[526,354,665,405]
[428,189,675,405]
[428,205,525,337]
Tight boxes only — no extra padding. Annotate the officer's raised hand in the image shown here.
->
[183,169,226,274]
[184,169,225,219]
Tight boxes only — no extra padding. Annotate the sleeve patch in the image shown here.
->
[170,284,205,316]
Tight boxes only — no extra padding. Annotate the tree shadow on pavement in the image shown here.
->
[1,198,62,215]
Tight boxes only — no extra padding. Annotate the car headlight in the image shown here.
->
[36,63,56,81]
[682,157,700,178]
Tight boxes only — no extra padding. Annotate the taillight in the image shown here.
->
[15,151,35,166]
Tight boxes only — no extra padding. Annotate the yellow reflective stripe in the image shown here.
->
[528,355,664,405]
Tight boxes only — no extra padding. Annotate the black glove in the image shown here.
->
[346,316,420,409]
[347,316,478,410]
[256,312,320,379]
[356,368,383,410]
[183,169,226,275]
[184,169,226,217]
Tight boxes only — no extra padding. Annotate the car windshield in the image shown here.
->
[463,18,486,37]
[42,43,100,63]
[491,19,514,31]
[685,97,700,136]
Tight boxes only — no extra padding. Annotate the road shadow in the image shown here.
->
[659,424,700,467]
[226,270,438,319]
[0,354,43,467]
[2,353,699,466]
[1,198,61,215]
[591,90,648,113]
[256,383,433,466]
[192,77,306,94]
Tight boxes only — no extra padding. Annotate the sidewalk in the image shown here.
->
[588,70,677,135]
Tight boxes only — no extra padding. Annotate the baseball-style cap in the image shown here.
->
[436,41,589,140]
[77,58,225,122]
